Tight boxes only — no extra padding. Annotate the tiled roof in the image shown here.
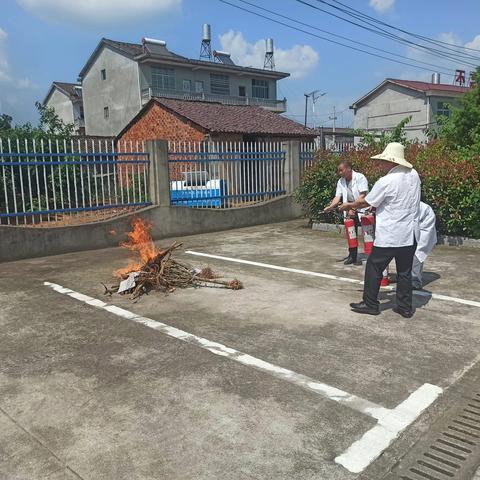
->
[387,78,471,94]
[102,39,143,57]
[53,82,82,99]
[153,98,315,137]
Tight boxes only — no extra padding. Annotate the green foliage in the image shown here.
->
[0,102,74,139]
[353,116,413,149]
[434,67,480,154]
[296,140,480,238]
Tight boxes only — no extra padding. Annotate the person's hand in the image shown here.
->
[338,202,351,212]
[323,205,333,213]
[348,209,356,218]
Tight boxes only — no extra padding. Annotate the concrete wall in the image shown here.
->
[354,84,428,141]
[83,47,142,137]
[0,196,302,263]
[45,89,75,126]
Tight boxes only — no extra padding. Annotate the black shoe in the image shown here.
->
[350,301,380,315]
[393,306,414,318]
[344,256,356,265]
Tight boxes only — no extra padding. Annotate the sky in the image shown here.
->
[1,0,480,128]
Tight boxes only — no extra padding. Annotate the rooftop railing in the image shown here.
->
[141,87,287,112]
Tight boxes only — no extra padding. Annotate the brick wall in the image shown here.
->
[118,102,206,145]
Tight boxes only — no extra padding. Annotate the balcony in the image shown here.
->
[141,87,287,113]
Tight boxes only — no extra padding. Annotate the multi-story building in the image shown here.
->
[350,77,471,142]
[43,82,85,134]
[77,37,289,137]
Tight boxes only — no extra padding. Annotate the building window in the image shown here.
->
[238,86,246,97]
[210,74,230,95]
[104,106,109,119]
[101,69,106,81]
[436,101,451,118]
[79,105,84,119]
[152,67,175,90]
[194,80,204,93]
[183,79,191,92]
[252,79,269,99]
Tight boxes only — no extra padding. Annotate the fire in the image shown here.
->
[114,217,160,278]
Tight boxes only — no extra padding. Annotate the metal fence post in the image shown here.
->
[146,139,170,207]
[282,140,301,194]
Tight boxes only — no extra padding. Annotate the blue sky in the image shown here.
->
[1,0,480,128]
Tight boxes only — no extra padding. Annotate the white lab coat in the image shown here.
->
[415,202,437,263]
[335,170,369,217]
[365,166,421,247]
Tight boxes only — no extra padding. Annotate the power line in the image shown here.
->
[330,0,480,55]
[233,0,463,72]
[297,0,479,67]
[218,0,456,76]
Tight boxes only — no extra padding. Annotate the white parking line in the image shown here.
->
[186,250,480,308]
[44,281,443,473]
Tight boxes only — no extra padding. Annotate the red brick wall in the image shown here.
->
[118,102,206,145]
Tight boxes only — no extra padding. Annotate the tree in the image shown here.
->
[436,67,480,153]
[353,116,413,149]
[0,102,74,138]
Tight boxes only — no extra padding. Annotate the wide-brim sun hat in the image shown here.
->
[371,142,413,169]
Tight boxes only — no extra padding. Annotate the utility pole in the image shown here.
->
[329,106,338,144]
[304,94,309,127]
[304,90,326,128]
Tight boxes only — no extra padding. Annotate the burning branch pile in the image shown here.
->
[104,218,243,300]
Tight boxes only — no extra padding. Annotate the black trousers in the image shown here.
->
[363,243,416,312]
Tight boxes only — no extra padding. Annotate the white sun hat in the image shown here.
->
[371,142,413,169]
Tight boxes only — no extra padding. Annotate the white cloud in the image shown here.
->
[0,27,11,83]
[404,31,480,81]
[219,30,319,79]
[369,0,394,13]
[465,34,480,51]
[16,0,181,27]
[0,26,39,123]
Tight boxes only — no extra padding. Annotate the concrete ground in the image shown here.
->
[1,219,479,480]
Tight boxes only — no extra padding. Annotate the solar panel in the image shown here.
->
[213,50,235,65]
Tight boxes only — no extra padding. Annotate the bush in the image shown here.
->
[295,141,480,238]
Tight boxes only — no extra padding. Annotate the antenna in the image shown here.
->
[200,24,212,61]
[264,38,275,70]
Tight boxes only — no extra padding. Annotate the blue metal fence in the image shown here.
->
[0,138,151,225]
[168,141,286,208]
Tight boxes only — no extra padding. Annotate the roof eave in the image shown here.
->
[136,55,289,79]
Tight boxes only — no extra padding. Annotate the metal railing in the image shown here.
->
[168,141,286,208]
[300,142,317,175]
[300,141,356,175]
[141,88,287,112]
[0,138,150,226]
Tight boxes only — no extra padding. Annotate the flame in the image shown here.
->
[114,217,160,278]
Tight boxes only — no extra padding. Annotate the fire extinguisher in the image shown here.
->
[344,218,359,249]
[360,214,375,256]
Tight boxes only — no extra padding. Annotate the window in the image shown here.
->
[79,105,84,119]
[238,86,246,97]
[194,80,204,93]
[101,69,106,81]
[436,101,451,118]
[104,106,109,119]
[152,67,175,90]
[210,74,230,95]
[182,79,191,92]
[252,79,269,99]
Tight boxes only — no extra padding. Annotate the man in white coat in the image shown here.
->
[323,160,369,265]
[412,202,437,289]
[339,142,421,318]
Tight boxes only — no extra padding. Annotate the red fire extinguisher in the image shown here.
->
[344,218,359,249]
[360,214,375,256]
